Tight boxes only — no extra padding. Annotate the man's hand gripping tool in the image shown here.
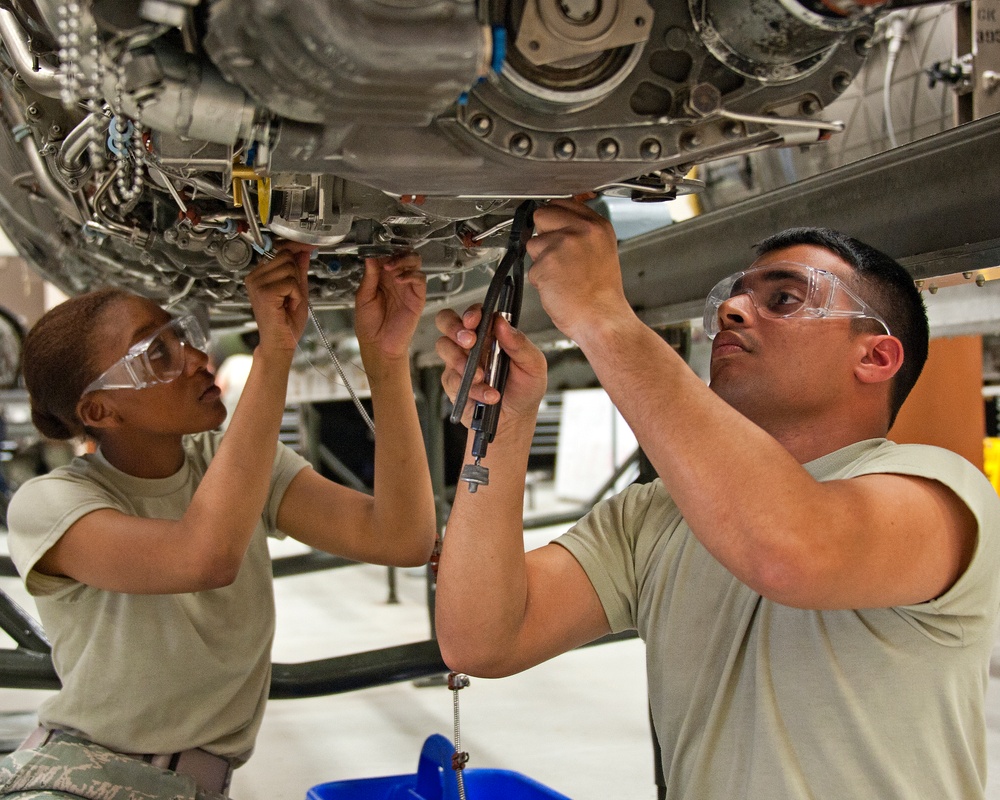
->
[450,199,537,492]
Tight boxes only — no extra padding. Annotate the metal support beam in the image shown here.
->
[593,113,1000,332]
[412,114,1000,360]
[269,640,447,699]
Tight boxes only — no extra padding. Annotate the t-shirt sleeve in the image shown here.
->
[7,471,119,597]
[554,481,665,634]
[851,443,1000,646]
[264,441,312,538]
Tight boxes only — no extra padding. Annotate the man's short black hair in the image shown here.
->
[754,227,928,428]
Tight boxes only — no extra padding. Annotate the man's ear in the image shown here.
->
[77,395,122,430]
[856,335,904,385]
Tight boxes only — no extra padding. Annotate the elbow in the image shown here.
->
[437,636,516,679]
[435,612,520,679]
[741,539,827,608]
[190,551,243,591]
[385,524,438,568]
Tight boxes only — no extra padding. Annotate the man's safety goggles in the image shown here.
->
[81,314,209,397]
[703,262,891,340]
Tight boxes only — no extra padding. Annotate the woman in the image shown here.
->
[0,245,436,799]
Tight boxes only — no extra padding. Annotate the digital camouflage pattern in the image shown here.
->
[0,732,228,800]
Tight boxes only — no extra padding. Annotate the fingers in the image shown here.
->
[531,197,606,234]
[245,247,310,331]
[435,306,485,407]
[363,251,423,278]
[273,239,316,254]
[359,251,426,303]
[492,316,547,378]
[376,251,422,274]
[434,307,546,413]
[246,251,305,296]
[435,305,482,350]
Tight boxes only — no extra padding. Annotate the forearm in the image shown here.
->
[574,315,821,590]
[365,355,437,565]
[436,410,538,672]
[183,350,292,571]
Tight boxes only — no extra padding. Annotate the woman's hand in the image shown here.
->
[435,304,548,428]
[354,252,427,362]
[244,243,313,355]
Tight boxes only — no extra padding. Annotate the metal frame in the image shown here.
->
[414,112,1000,361]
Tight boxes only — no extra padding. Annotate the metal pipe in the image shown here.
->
[0,588,50,652]
[57,112,104,174]
[91,163,135,236]
[717,108,845,133]
[0,9,61,98]
[147,162,188,213]
[268,640,448,699]
[155,158,235,169]
[20,127,83,223]
[240,179,265,248]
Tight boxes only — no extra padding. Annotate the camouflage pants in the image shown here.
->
[0,731,229,800]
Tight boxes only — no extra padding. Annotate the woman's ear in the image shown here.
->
[77,395,121,430]
[856,334,904,386]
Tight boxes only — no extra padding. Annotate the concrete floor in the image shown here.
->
[1,508,999,799]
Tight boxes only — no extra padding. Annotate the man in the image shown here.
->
[434,199,1000,799]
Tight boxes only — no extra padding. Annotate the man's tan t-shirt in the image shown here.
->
[557,439,1000,799]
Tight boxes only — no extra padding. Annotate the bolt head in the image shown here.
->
[554,138,575,160]
[640,139,661,160]
[509,133,533,157]
[597,138,619,161]
[688,83,721,117]
[680,132,701,151]
[722,121,743,139]
[471,114,493,136]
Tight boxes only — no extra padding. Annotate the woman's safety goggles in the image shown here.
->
[703,262,891,339]
[81,314,208,397]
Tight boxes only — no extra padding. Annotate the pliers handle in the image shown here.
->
[449,199,537,426]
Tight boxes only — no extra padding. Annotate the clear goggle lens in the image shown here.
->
[703,262,890,339]
[81,315,208,397]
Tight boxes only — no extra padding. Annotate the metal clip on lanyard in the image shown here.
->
[450,199,537,492]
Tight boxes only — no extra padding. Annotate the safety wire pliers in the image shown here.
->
[450,199,538,492]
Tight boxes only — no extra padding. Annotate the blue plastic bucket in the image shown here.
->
[306,734,572,800]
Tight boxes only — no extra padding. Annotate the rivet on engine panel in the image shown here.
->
[554,139,575,160]
[680,132,701,151]
[597,139,619,161]
[471,114,493,136]
[640,139,661,160]
[722,121,743,139]
[510,133,533,157]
